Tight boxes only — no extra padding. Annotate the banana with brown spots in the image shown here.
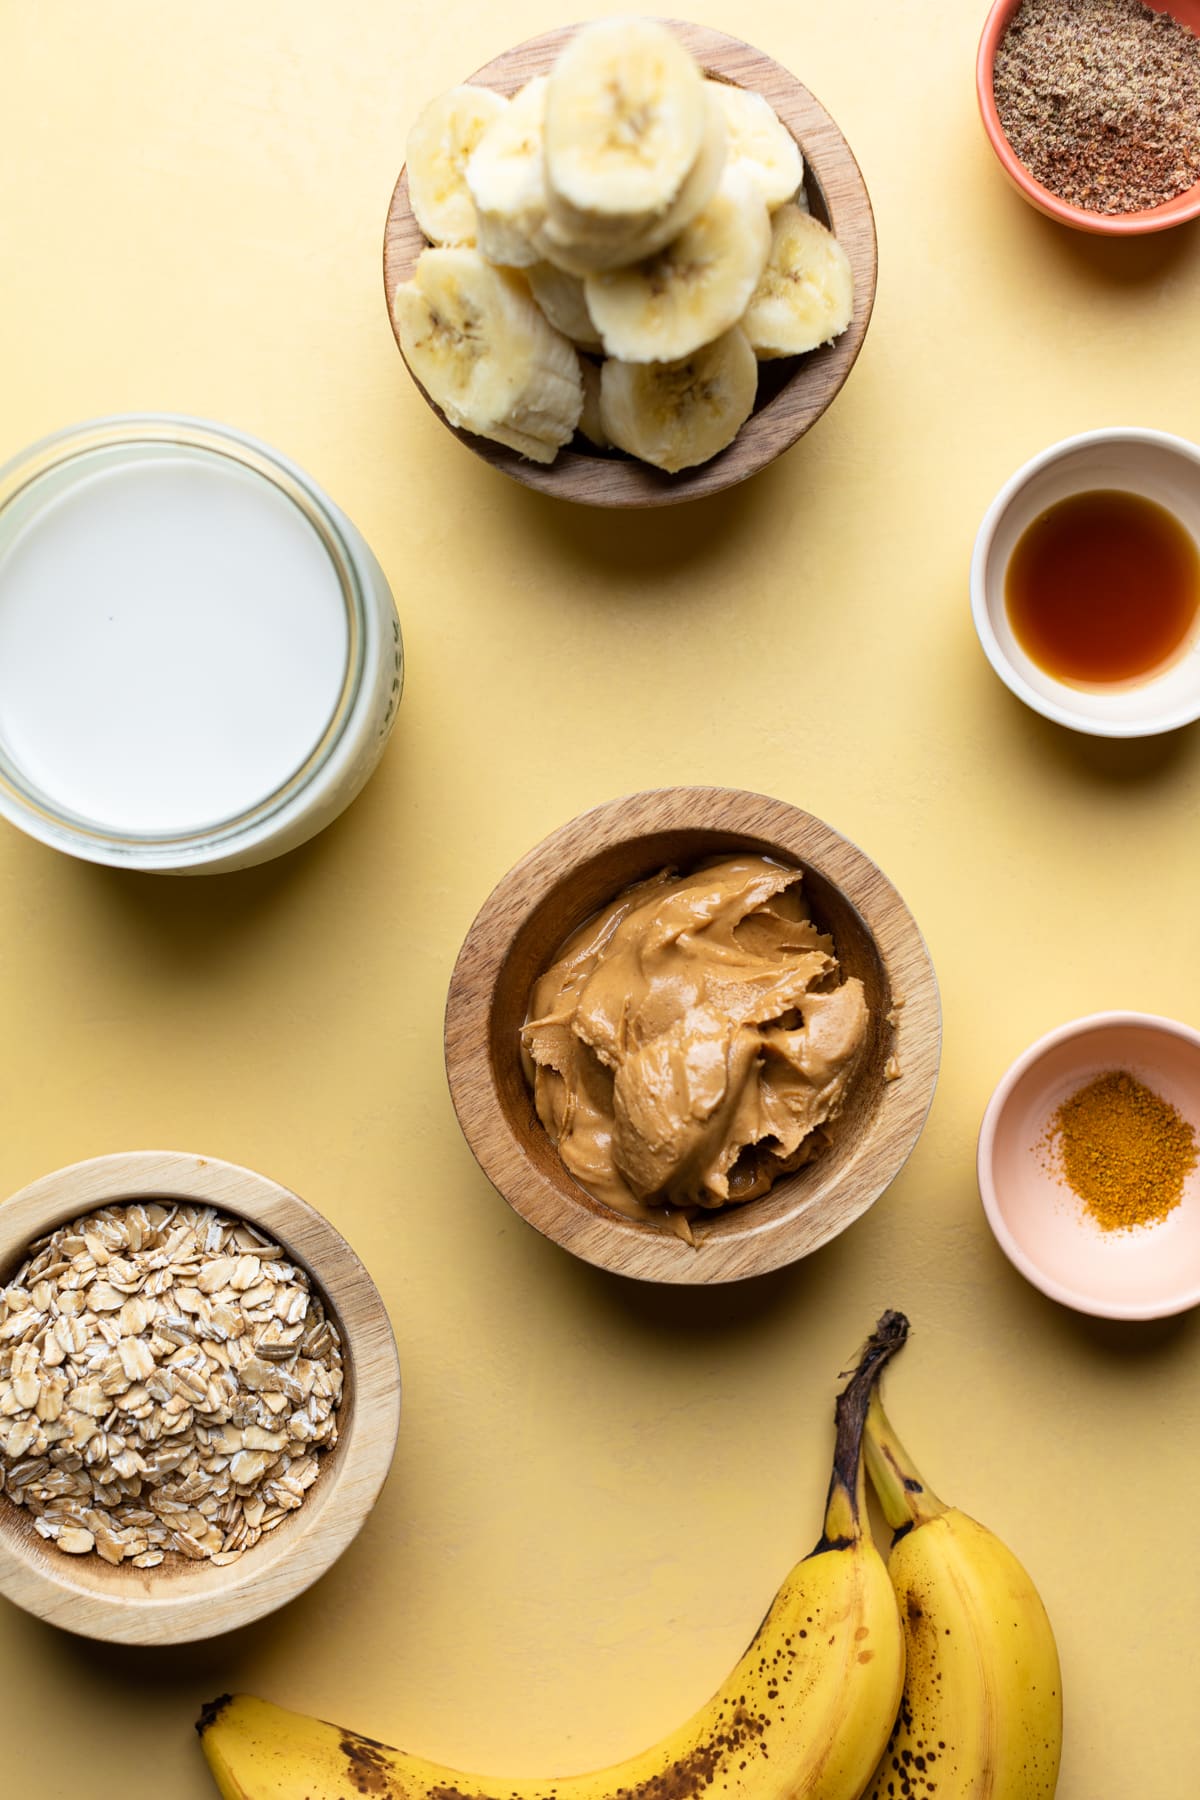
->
[862,1388,1063,1799]
[198,1317,910,1800]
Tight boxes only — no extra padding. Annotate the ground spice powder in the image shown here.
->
[994,0,1200,214]
[1047,1068,1198,1230]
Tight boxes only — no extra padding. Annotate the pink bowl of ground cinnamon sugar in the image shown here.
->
[978,0,1200,234]
[978,1013,1200,1319]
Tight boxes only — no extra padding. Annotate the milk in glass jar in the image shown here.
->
[0,417,403,872]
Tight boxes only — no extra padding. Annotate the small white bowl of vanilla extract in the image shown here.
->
[971,429,1200,738]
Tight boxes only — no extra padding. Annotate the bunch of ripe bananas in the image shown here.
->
[392,18,854,473]
[197,1312,1062,1800]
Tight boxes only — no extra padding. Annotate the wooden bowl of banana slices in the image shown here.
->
[383,19,877,508]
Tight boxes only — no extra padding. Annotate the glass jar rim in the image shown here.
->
[0,413,368,863]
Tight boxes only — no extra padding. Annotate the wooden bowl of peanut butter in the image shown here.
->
[445,788,940,1283]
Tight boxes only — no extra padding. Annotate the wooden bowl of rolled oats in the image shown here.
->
[0,1150,400,1644]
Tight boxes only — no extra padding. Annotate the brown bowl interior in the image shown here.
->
[491,826,894,1246]
[0,1199,356,1600]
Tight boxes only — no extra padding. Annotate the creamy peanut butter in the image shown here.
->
[521,857,869,1236]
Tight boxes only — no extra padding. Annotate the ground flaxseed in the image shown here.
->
[1044,1068,1198,1230]
[994,0,1200,213]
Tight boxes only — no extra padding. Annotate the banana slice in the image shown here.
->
[742,204,854,359]
[624,82,727,260]
[527,263,602,350]
[600,327,757,472]
[543,18,706,248]
[535,82,727,276]
[586,167,771,364]
[707,81,803,210]
[466,79,548,268]
[392,248,582,463]
[406,86,510,245]
[578,359,610,449]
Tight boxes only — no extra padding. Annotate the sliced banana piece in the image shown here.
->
[578,359,610,449]
[626,82,727,259]
[392,248,582,463]
[742,204,854,359]
[586,167,771,364]
[600,327,757,472]
[544,18,706,248]
[406,86,509,245]
[527,263,602,350]
[535,81,727,276]
[707,82,803,210]
[466,78,548,268]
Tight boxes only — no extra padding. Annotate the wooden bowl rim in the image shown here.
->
[445,788,941,1283]
[382,20,878,507]
[0,1151,400,1644]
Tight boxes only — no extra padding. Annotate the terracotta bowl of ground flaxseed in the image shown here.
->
[0,1151,400,1644]
[978,0,1200,236]
[979,1012,1200,1319]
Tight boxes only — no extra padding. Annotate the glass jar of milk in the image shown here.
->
[0,417,403,872]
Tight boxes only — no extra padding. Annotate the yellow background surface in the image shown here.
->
[3,2,1200,1793]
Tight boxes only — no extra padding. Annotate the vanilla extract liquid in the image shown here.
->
[1005,489,1200,688]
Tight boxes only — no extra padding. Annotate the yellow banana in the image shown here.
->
[862,1390,1063,1799]
[198,1314,910,1800]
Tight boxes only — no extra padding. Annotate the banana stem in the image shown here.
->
[817,1310,910,1550]
[864,1388,946,1533]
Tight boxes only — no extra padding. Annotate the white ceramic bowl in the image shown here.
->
[978,1012,1200,1320]
[971,429,1200,738]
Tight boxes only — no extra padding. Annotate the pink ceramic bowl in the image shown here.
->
[978,1012,1200,1319]
[977,0,1200,235]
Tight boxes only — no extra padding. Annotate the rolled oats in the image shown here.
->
[0,1202,342,1569]
[58,1526,95,1555]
